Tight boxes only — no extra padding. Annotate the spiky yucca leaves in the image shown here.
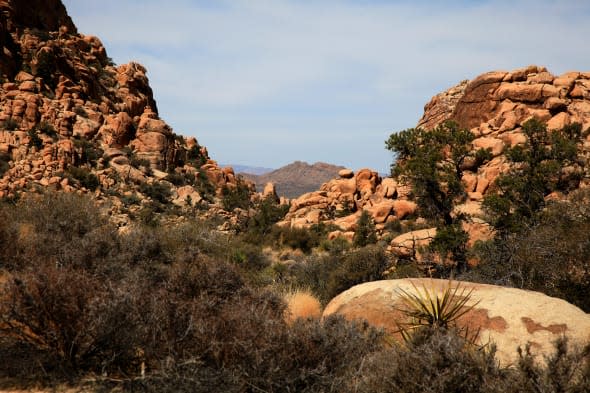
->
[395,280,480,343]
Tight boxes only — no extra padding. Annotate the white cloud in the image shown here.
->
[62,0,590,171]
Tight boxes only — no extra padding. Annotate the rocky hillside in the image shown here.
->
[0,0,251,226]
[241,161,345,199]
[280,65,590,252]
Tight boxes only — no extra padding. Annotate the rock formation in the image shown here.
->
[281,65,590,260]
[0,0,252,226]
[241,161,346,199]
[323,278,590,366]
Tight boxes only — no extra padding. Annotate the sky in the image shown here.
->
[61,0,590,173]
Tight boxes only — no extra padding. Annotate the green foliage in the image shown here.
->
[386,121,488,272]
[34,48,57,90]
[0,153,10,177]
[242,196,289,241]
[353,210,377,247]
[0,191,589,391]
[2,118,19,131]
[386,121,487,226]
[27,128,43,149]
[326,245,389,302]
[395,280,479,342]
[186,144,207,167]
[288,245,389,305]
[428,223,470,272]
[466,193,590,312]
[72,137,103,167]
[37,121,57,139]
[139,181,172,204]
[357,329,506,393]
[221,179,252,211]
[483,119,583,232]
[66,166,100,190]
[272,225,322,254]
[73,106,88,118]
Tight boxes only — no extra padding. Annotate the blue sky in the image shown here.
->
[62,0,590,173]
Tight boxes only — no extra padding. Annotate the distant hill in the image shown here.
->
[224,164,274,176]
[241,161,345,199]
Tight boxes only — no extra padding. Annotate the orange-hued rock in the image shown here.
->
[389,228,437,258]
[323,279,590,366]
[338,168,354,178]
[0,0,251,226]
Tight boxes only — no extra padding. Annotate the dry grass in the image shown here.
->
[284,289,322,323]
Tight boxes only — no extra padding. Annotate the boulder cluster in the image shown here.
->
[282,65,590,258]
[0,0,248,223]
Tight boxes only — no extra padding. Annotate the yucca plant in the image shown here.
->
[394,280,480,343]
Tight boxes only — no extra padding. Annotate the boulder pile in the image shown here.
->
[281,65,590,257]
[0,0,251,224]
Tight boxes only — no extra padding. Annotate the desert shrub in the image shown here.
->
[0,152,10,177]
[186,144,207,167]
[483,120,583,233]
[357,329,506,393]
[221,179,252,211]
[428,222,470,274]
[0,192,119,272]
[73,106,88,118]
[139,181,172,204]
[2,118,19,131]
[353,210,377,247]
[0,262,142,375]
[27,128,43,149]
[66,166,100,190]
[271,225,322,253]
[466,195,590,312]
[319,236,351,254]
[249,196,289,234]
[290,245,389,304]
[511,338,590,393]
[72,137,102,166]
[130,156,151,170]
[166,170,195,186]
[37,121,57,138]
[121,192,141,206]
[325,245,389,302]
[125,312,383,393]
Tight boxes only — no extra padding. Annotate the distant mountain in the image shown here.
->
[241,161,346,199]
[224,164,275,176]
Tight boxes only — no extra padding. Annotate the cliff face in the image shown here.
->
[0,0,250,225]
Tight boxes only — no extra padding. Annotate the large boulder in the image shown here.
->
[323,278,590,366]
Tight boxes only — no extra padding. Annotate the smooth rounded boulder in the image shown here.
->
[323,278,590,366]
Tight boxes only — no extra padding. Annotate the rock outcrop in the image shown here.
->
[323,278,590,366]
[282,65,590,260]
[0,0,252,226]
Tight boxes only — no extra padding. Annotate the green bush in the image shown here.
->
[271,225,322,253]
[466,194,590,312]
[66,166,100,190]
[353,210,377,247]
[0,153,10,177]
[221,179,252,211]
[2,118,19,131]
[139,181,172,204]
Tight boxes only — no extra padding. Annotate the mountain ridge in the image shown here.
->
[240,160,346,199]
